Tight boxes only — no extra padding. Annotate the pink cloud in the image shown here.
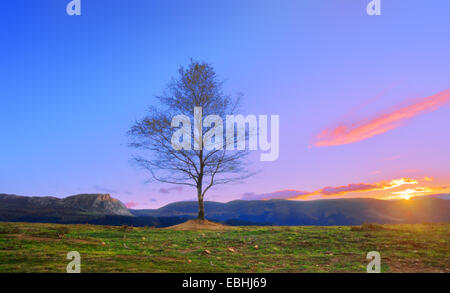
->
[242,190,309,200]
[314,89,450,147]
[248,178,420,201]
[159,186,183,194]
[290,177,418,199]
[125,201,140,208]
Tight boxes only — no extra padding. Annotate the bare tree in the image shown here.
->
[128,60,252,220]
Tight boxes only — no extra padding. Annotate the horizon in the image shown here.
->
[2,191,449,210]
[1,0,450,209]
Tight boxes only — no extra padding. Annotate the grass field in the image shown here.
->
[0,222,448,273]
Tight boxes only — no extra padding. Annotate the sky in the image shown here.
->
[1,0,449,209]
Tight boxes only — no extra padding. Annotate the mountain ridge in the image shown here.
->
[131,197,450,225]
[0,193,132,219]
[1,193,449,226]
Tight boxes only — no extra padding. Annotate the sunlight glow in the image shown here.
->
[392,188,421,200]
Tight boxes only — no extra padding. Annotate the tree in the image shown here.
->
[128,60,252,220]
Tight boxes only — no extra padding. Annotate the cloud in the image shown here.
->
[314,89,450,147]
[289,177,418,200]
[159,186,183,194]
[242,177,447,201]
[381,155,402,162]
[242,190,309,200]
[247,177,418,201]
[390,185,450,199]
[92,185,118,194]
[314,183,379,196]
[318,178,415,196]
[125,202,140,208]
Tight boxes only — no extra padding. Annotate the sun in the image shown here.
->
[392,188,420,200]
[399,194,411,200]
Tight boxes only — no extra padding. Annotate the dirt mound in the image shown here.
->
[164,219,234,231]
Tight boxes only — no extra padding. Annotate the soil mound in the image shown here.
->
[164,219,234,231]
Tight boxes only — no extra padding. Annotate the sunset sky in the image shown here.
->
[1,1,449,208]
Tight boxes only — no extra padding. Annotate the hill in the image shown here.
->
[0,193,132,220]
[1,193,449,226]
[131,197,450,225]
[0,193,191,227]
[419,193,450,200]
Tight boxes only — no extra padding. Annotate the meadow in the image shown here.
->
[0,222,448,273]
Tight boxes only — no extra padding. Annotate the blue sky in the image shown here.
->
[1,1,449,208]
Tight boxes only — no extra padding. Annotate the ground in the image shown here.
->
[0,221,448,273]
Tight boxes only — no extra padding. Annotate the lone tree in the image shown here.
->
[128,60,252,220]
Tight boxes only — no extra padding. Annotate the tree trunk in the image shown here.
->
[197,149,205,220]
[197,191,205,220]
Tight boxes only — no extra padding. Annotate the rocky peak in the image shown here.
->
[0,193,132,217]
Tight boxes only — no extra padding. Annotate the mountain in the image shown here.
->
[417,193,450,200]
[0,193,190,227]
[0,193,132,220]
[1,193,449,227]
[131,197,450,225]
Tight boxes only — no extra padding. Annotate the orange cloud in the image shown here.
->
[314,89,450,147]
[292,177,418,199]
[390,185,450,200]
[248,177,448,201]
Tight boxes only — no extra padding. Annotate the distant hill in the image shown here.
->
[0,193,132,220]
[1,193,449,227]
[416,193,450,200]
[0,193,189,227]
[131,198,450,226]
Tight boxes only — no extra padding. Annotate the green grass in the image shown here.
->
[0,222,448,273]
